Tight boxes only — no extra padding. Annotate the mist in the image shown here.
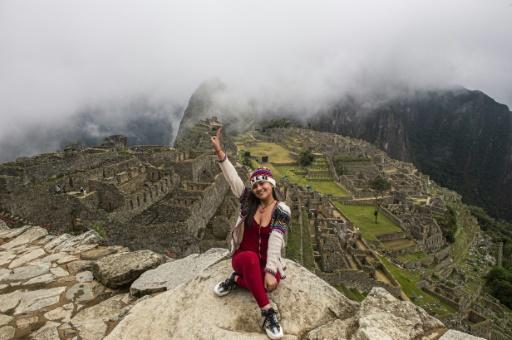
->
[1,0,511,162]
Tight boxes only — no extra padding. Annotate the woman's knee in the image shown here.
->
[234,251,260,268]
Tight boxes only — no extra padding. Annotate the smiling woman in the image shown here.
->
[209,126,291,340]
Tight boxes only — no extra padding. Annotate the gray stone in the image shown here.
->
[50,266,69,277]
[79,246,122,260]
[0,226,48,250]
[305,318,356,340]
[0,225,31,239]
[14,286,66,315]
[71,319,107,340]
[0,314,13,327]
[8,248,46,268]
[439,330,486,340]
[105,259,358,340]
[23,273,56,285]
[35,234,56,246]
[16,315,39,330]
[353,287,446,340]
[0,251,16,266]
[44,303,74,322]
[1,262,51,283]
[76,271,94,282]
[130,248,228,296]
[37,252,70,264]
[0,326,15,339]
[67,260,95,274]
[30,321,61,340]
[56,254,79,264]
[93,250,165,288]
[53,231,103,253]
[65,282,97,303]
[0,289,24,313]
[43,234,73,252]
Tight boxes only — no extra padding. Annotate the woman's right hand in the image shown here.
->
[210,127,222,151]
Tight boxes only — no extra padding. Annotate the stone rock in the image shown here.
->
[44,303,74,322]
[0,227,48,250]
[0,225,31,239]
[71,244,99,255]
[8,248,46,268]
[0,289,24,313]
[15,315,39,329]
[0,283,7,291]
[65,282,99,303]
[106,259,358,340]
[50,266,69,277]
[37,252,70,264]
[439,330,486,340]
[130,248,228,296]
[211,216,231,239]
[56,254,79,264]
[35,234,56,245]
[43,234,73,252]
[80,246,124,260]
[353,287,446,340]
[76,271,94,282]
[14,286,66,315]
[71,294,128,340]
[67,260,95,274]
[23,273,56,285]
[93,250,165,288]
[30,321,61,340]
[0,313,13,327]
[305,318,356,340]
[0,262,51,283]
[0,326,15,339]
[52,231,103,253]
[0,219,7,230]
[0,251,16,266]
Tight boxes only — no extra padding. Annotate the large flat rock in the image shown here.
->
[92,250,166,288]
[14,286,66,315]
[439,330,485,340]
[0,227,48,250]
[130,248,228,296]
[106,259,358,340]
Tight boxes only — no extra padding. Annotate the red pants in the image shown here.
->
[232,250,281,308]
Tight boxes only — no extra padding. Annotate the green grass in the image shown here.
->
[379,256,456,317]
[335,284,366,302]
[333,203,402,241]
[286,214,302,264]
[397,251,428,263]
[237,142,295,163]
[380,239,416,251]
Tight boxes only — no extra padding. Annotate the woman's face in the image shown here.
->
[252,181,273,201]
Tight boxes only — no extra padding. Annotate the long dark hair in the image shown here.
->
[244,187,279,228]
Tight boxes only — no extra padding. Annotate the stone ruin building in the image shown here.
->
[0,117,262,257]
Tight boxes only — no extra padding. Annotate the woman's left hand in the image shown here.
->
[264,272,278,292]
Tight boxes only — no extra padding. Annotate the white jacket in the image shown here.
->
[217,155,291,278]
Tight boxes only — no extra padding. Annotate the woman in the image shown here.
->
[210,127,291,340]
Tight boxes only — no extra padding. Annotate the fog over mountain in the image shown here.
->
[1,0,511,161]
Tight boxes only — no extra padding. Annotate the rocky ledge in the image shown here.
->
[0,225,483,339]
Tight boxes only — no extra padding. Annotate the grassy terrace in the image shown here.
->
[285,213,302,264]
[379,256,457,317]
[333,203,402,241]
[301,207,316,271]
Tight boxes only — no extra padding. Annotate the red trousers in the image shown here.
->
[232,250,281,308]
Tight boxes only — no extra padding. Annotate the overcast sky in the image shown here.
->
[1,0,511,159]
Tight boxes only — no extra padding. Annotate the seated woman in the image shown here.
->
[210,127,291,340]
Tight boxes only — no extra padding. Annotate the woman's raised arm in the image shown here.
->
[210,127,246,199]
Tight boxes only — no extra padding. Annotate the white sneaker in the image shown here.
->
[213,272,238,297]
[261,307,284,339]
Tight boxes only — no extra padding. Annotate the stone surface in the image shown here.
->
[0,262,51,283]
[0,326,15,339]
[52,231,103,253]
[65,282,98,303]
[50,266,69,277]
[130,248,228,296]
[0,251,16,266]
[439,330,485,340]
[56,254,79,264]
[93,250,165,288]
[14,286,66,315]
[76,271,94,282]
[67,260,95,274]
[44,303,74,322]
[106,259,358,340]
[80,246,119,260]
[43,234,73,252]
[0,289,24,313]
[23,273,56,285]
[0,225,31,239]
[15,315,39,329]
[8,248,46,268]
[0,226,48,250]
[0,313,13,327]
[30,321,61,340]
[305,318,356,340]
[353,287,446,340]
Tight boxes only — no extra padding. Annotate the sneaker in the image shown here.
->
[261,307,284,339]
[213,272,238,297]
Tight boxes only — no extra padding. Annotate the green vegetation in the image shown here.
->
[396,251,428,263]
[334,203,401,241]
[89,222,107,239]
[335,284,366,302]
[298,148,314,167]
[369,176,391,223]
[237,142,295,164]
[486,267,512,309]
[285,214,301,264]
[379,256,456,317]
[435,205,457,243]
